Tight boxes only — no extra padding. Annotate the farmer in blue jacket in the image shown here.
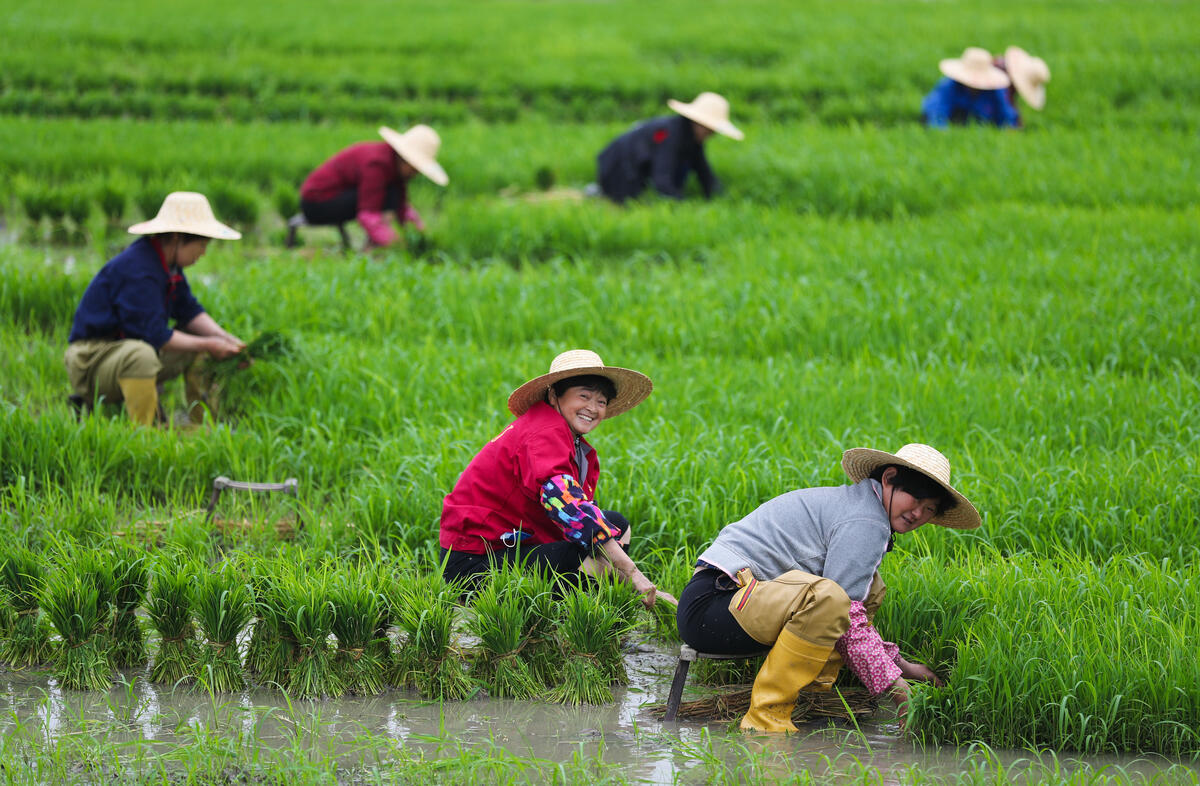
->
[594,92,743,203]
[65,192,244,425]
[922,47,1019,129]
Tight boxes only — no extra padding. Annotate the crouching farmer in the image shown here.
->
[677,443,981,732]
[440,349,675,608]
[64,192,244,425]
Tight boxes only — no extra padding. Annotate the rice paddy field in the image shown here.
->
[1,0,1199,783]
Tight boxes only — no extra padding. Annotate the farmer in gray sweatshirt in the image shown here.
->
[677,443,981,732]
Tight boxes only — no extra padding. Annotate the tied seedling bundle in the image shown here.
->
[243,558,277,678]
[587,574,645,686]
[193,565,252,693]
[0,547,53,668]
[273,568,342,699]
[109,547,150,669]
[330,568,387,696]
[41,570,110,691]
[148,555,200,686]
[516,567,560,684]
[550,586,633,705]
[72,550,117,664]
[467,567,538,699]
[391,573,473,701]
[248,565,296,689]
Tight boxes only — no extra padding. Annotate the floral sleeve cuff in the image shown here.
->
[540,474,622,547]
[834,601,902,696]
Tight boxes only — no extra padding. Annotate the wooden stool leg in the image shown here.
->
[664,658,692,721]
[337,224,351,251]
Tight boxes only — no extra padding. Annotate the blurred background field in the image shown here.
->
[1,0,1199,778]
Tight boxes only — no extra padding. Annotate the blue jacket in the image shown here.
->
[921,77,1020,129]
[68,236,205,348]
[596,114,719,203]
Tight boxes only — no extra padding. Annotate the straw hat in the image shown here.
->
[938,47,1011,91]
[841,443,981,530]
[1005,46,1050,110]
[379,125,449,186]
[507,349,653,419]
[127,192,241,240]
[666,92,744,141]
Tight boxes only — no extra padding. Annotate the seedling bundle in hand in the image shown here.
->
[206,330,295,381]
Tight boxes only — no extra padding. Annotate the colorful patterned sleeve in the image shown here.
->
[540,474,623,547]
[834,600,903,696]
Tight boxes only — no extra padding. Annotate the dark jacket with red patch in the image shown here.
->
[596,114,719,203]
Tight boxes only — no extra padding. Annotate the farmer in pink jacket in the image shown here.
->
[287,125,447,249]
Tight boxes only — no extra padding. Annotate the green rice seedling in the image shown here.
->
[40,569,111,691]
[193,565,252,693]
[467,569,539,699]
[0,547,53,668]
[273,568,341,699]
[147,555,200,686]
[330,568,386,696]
[109,547,150,669]
[71,549,117,658]
[585,572,642,685]
[550,586,632,705]
[391,572,474,701]
[242,558,273,677]
[514,566,561,685]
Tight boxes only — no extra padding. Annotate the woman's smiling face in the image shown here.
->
[548,384,608,436]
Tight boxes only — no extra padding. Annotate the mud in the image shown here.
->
[0,642,1193,783]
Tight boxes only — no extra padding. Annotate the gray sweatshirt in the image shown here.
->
[696,479,891,602]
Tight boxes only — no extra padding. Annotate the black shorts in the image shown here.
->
[676,568,763,655]
[441,510,630,589]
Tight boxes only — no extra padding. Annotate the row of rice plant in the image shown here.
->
[0,544,658,705]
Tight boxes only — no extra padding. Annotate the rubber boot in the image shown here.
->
[117,377,159,426]
[740,629,835,733]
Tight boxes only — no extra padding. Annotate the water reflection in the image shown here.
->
[0,646,1195,785]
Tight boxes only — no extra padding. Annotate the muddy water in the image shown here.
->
[0,643,1193,783]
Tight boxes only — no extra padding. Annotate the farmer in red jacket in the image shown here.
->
[440,350,674,608]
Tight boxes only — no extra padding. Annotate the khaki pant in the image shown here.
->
[728,569,886,691]
[64,338,200,407]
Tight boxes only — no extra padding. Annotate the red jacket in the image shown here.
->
[440,401,599,554]
[300,141,407,214]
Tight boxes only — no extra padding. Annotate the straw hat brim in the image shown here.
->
[127,217,241,240]
[1005,46,1048,110]
[379,126,449,186]
[938,59,1011,91]
[842,448,981,530]
[507,364,653,419]
[666,99,745,141]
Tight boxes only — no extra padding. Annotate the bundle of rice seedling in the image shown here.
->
[0,547,53,668]
[651,685,878,722]
[249,566,295,689]
[586,574,644,686]
[330,568,387,696]
[41,570,111,691]
[467,569,538,699]
[391,573,474,701]
[71,549,117,657]
[147,556,200,686]
[515,566,561,685]
[273,569,342,699]
[193,565,252,693]
[109,547,150,669]
[206,330,294,381]
[550,586,633,705]
[242,557,274,676]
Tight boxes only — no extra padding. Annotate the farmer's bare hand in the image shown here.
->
[629,571,658,608]
[655,590,679,608]
[207,337,243,359]
[898,657,944,687]
[888,676,912,728]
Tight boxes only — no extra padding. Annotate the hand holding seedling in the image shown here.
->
[897,656,944,687]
